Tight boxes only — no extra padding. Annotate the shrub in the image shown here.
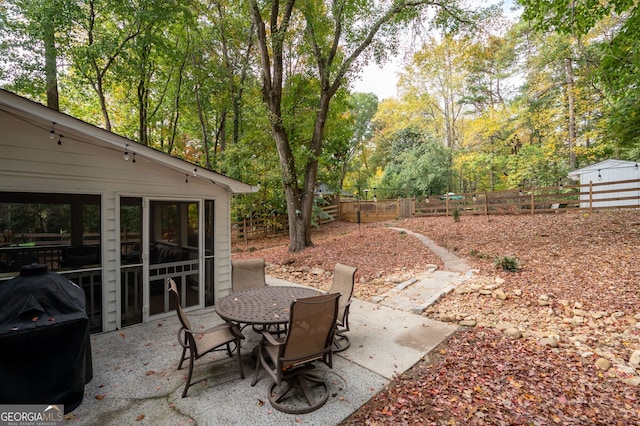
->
[452,207,460,222]
[494,255,519,272]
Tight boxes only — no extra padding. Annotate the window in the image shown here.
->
[0,192,102,332]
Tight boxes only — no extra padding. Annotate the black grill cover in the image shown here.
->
[0,264,93,413]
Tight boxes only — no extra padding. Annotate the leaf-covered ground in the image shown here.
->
[232,210,640,424]
[344,328,639,425]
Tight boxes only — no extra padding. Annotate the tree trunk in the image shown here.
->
[43,21,59,111]
[249,0,442,252]
[137,79,148,145]
[194,85,211,168]
[565,57,576,170]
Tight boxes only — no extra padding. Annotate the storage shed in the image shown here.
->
[568,159,640,208]
[0,89,257,333]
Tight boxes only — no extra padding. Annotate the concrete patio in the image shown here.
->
[66,277,459,425]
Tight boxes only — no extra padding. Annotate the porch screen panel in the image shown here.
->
[120,197,143,327]
[0,192,102,332]
[149,201,199,315]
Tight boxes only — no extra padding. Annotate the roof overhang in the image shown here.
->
[567,159,639,182]
[0,89,258,194]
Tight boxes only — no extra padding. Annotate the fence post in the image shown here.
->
[589,181,593,213]
[243,218,247,246]
[484,191,489,216]
[530,190,535,213]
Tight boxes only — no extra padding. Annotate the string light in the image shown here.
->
[3,108,213,186]
[124,144,130,161]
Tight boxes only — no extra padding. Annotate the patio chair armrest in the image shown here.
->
[261,330,283,346]
[198,322,234,334]
[177,327,190,349]
[194,323,245,340]
[228,323,245,339]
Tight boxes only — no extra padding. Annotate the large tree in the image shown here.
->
[249,0,486,252]
[518,0,640,159]
[0,0,81,110]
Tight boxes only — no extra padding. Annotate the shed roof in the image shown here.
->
[568,159,638,176]
[0,89,257,194]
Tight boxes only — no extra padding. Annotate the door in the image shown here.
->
[120,197,143,327]
[148,200,200,316]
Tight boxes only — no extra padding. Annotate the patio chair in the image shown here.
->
[232,258,272,333]
[231,258,266,292]
[328,263,357,352]
[168,278,244,398]
[251,293,340,414]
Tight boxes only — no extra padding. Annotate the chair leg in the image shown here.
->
[182,348,196,398]
[177,345,188,370]
[268,367,330,414]
[333,327,350,353]
[236,338,245,379]
[251,345,262,386]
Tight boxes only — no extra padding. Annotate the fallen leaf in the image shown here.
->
[95,395,106,400]
[241,212,640,425]
[135,414,145,421]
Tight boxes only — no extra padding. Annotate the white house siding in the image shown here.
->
[103,194,118,332]
[214,195,233,301]
[1,97,250,333]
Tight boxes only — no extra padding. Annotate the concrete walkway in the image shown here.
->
[66,229,471,425]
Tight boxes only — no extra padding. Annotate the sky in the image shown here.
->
[351,57,404,100]
[352,0,522,100]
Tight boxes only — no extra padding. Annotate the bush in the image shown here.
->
[452,208,460,222]
[494,255,519,272]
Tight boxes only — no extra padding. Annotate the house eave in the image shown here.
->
[0,89,256,194]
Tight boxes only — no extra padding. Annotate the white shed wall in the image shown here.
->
[572,160,640,208]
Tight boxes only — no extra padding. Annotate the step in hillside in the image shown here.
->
[373,270,472,314]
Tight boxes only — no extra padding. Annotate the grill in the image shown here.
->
[0,264,93,413]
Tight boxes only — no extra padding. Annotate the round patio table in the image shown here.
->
[215,286,321,326]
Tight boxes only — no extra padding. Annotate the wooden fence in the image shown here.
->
[231,178,640,244]
[339,199,399,223]
[414,178,640,217]
[231,204,339,245]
